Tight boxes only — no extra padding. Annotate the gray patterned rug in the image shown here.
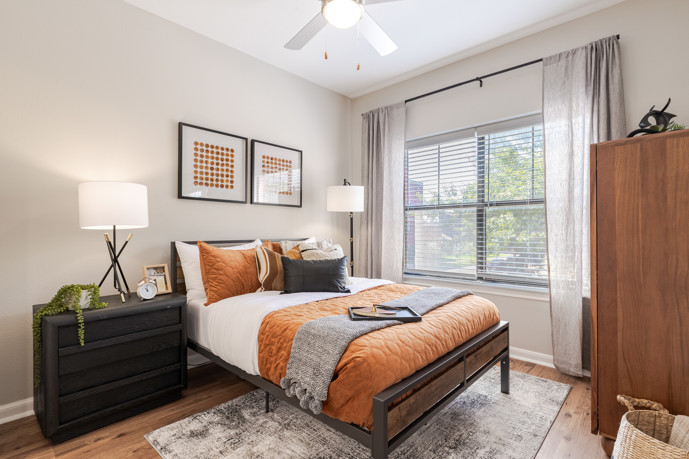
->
[146,367,570,458]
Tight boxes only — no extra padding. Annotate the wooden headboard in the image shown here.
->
[170,238,306,295]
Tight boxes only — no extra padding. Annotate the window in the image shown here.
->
[404,114,547,286]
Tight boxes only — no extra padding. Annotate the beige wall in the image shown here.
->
[351,0,689,359]
[0,0,352,408]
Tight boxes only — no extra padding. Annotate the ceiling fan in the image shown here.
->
[284,0,400,57]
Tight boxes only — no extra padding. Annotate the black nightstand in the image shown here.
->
[33,292,187,443]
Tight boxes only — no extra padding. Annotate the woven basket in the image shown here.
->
[612,395,689,459]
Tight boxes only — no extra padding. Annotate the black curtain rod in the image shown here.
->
[405,34,620,104]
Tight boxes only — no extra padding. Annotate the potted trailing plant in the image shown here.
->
[33,284,107,387]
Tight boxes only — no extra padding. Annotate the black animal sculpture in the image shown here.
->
[627,98,676,137]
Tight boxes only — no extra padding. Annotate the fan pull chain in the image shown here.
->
[356,23,360,71]
[324,27,328,60]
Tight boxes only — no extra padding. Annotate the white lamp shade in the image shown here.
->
[78,182,149,230]
[327,185,364,212]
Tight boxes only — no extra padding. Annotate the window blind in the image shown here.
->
[404,114,547,286]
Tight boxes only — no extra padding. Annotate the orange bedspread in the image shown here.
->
[257,283,500,429]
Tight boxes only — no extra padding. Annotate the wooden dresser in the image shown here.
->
[590,129,689,445]
[33,293,187,443]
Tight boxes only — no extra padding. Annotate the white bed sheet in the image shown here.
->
[187,277,392,376]
[186,297,212,349]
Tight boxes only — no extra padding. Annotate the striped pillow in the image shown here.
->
[255,245,284,292]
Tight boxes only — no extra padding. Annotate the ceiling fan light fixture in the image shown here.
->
[322,0,363,30]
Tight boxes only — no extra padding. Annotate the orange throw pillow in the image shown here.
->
[198,241,261,305]
[263,240,283,254]
[285,246,302,259]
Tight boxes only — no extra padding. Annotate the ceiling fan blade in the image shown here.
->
[284,13,327,50]
[363,0,402,4]
[359,13,398,56]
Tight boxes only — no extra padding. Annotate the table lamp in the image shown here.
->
[327,178,364,275]
[78,182,149,302]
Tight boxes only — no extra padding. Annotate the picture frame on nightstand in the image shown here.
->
[142,263,172,294]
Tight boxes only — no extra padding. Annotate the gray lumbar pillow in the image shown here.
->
[299,242,352,284]
[281,257,350,294]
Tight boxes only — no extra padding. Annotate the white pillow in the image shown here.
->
[175,240,262,300]
[299,242,344,260]
[316,238,333,250]
[299,242,352,284]
[280,237,316,254]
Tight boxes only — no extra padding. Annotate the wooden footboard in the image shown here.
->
[386,326,508,440]
[371,322,509,458]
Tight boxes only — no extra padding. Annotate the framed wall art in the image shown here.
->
[178,122,248,203]
[251,139,302,207]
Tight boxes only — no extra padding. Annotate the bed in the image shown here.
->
[171,239,509,459]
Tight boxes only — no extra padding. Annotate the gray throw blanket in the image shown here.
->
[280,287,471,414]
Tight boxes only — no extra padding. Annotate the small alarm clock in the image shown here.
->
[137,278,158,300]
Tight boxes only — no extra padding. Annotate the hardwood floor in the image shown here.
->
[523,361,607,459]
[0,359,607,458]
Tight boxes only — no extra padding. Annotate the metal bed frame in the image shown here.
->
[171,240,510,459]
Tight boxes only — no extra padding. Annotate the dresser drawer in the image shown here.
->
[58,366,182,424]
[57,307,181,347]
[58,329,182,395]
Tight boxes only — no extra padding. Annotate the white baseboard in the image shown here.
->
[510,347,592,377]
[510,346,555,368]
[0,397,34,425]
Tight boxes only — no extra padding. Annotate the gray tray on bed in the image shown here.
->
[348,305,422,322]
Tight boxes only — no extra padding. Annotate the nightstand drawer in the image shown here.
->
[57,307,181,347]
[58,365,182,424]
[58,329,183,395]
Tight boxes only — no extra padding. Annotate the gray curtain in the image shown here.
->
[543,35,626,376]
[358,102,406,282]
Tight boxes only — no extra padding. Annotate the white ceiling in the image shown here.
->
[122,0,624,98]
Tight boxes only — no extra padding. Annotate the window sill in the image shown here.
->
[402,274,550,302]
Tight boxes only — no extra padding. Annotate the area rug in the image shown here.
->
[145,367,571,459]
